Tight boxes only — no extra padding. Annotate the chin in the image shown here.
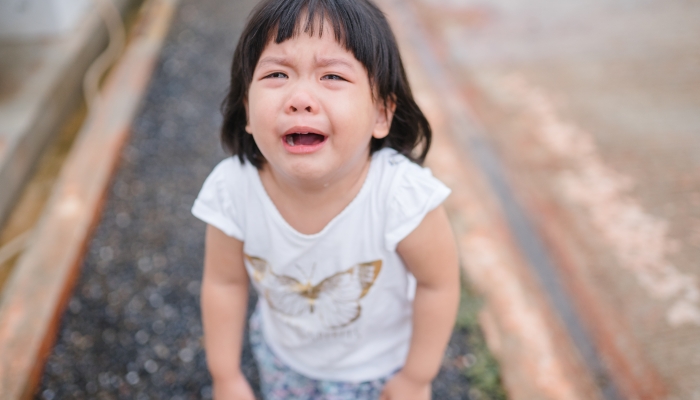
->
[294,169,330,184]
[284,160,331,183]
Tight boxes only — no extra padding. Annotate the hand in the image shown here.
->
[213,373,255,400]
[380,371,431,400]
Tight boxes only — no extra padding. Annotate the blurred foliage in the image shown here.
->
[456,274,508,400]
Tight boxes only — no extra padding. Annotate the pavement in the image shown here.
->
[407,0,700,398]
[1,0,697,399]
[26,0,473,399]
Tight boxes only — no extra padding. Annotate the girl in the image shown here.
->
[192,0,460,398]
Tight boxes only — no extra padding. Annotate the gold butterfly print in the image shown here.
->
[245,255,382,329]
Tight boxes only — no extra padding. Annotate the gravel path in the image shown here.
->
[36,0,473,398]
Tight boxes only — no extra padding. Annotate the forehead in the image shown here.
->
[258,21,358,66]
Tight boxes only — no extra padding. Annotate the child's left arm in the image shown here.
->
[381,205,460,400]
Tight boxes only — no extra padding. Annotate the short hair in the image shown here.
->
[221,0,432,168]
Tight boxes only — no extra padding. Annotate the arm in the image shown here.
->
[201,225,255,400]
[381,205,460,400]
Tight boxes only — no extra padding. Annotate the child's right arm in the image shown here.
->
[201,225,255,400]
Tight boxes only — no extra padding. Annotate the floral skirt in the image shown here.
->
[249,308,392,400]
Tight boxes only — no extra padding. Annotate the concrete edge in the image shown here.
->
[0,0,142,230]
[507,161,669,399]
[0,10,108,229]
[0,0,179,398]
[378,0,603,398]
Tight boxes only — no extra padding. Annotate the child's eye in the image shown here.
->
[322,74,346,81]
[264,72,288,79]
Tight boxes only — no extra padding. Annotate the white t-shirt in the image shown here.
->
[191,148,451,382]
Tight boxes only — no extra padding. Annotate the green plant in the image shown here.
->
[456,275,508,400]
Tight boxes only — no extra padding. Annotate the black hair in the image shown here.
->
[221,0,432,168]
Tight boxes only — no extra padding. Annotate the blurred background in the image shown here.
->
[0,0,698,399]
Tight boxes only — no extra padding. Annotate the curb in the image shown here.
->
[0,0,141,230]
[0,8,108,230]
[377,0,603,398]
[0,1,178,398]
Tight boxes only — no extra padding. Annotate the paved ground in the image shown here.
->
[410,0,700,398]
[34,1,478,399]
[31,0,700,398]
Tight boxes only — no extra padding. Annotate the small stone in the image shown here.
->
[161,305,178,319]
[128,296,145,313]
[119,332,134,346]
[86,381,98,394]
[149,293,164,308]
[135,330,150,345]
[187,280,200,295]
[152,320,166,334]
[153,254,168,269]
[110,374,121,388]
[116,212,131,228]
[99,246,114,262]
[154,272,168,286]
[144,359,159,374]
[85,283,103,300]
[132,181,146,196]
[114,180,129,198]
[98,373,111,388]
[178,347,195,363]
[154,343,170,359]
[50,363,63,375]
[70,332,82,346]
[42,389,55,400]
[108,291,121,306]
[138,257,153,273]
[69,298,82,314]
[126,371,140,385]
[201,385,213,399]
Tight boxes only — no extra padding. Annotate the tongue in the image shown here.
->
[295,133,324,146]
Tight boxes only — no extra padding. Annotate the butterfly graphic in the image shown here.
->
[245,254,382,329]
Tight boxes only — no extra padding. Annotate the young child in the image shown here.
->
[191,0,460,398]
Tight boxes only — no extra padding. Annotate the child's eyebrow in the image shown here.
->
[315,57,354,70]
[258,56,293,68]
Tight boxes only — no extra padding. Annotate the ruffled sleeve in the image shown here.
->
[191,158,245,241]
[384,163,451,251]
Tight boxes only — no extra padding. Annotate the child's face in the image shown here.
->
[246,23,393,185]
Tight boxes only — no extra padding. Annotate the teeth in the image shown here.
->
[286,135,295,146]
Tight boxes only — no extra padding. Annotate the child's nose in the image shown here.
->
[286,88,318,114]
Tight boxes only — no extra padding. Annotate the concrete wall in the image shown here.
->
[0,0,143,229]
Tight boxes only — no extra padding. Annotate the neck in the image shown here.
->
[257,156,373,235]
[262,156,371,204]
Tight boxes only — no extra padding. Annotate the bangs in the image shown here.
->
[250,0,391,93]
[273,0,347,45]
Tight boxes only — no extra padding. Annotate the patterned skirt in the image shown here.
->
[249,307,393,400]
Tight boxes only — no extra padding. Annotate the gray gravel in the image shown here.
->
[35,0,473,398]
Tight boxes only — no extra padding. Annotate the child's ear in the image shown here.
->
[244,98,252,134]
[372,96,396,140]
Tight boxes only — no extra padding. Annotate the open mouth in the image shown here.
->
[284,132,326,147]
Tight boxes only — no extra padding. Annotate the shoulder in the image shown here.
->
[372,149,452,251]
[208,156,253,181]
[371,148,449,198]
[199,157,257,195]
[191,157,256,240]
